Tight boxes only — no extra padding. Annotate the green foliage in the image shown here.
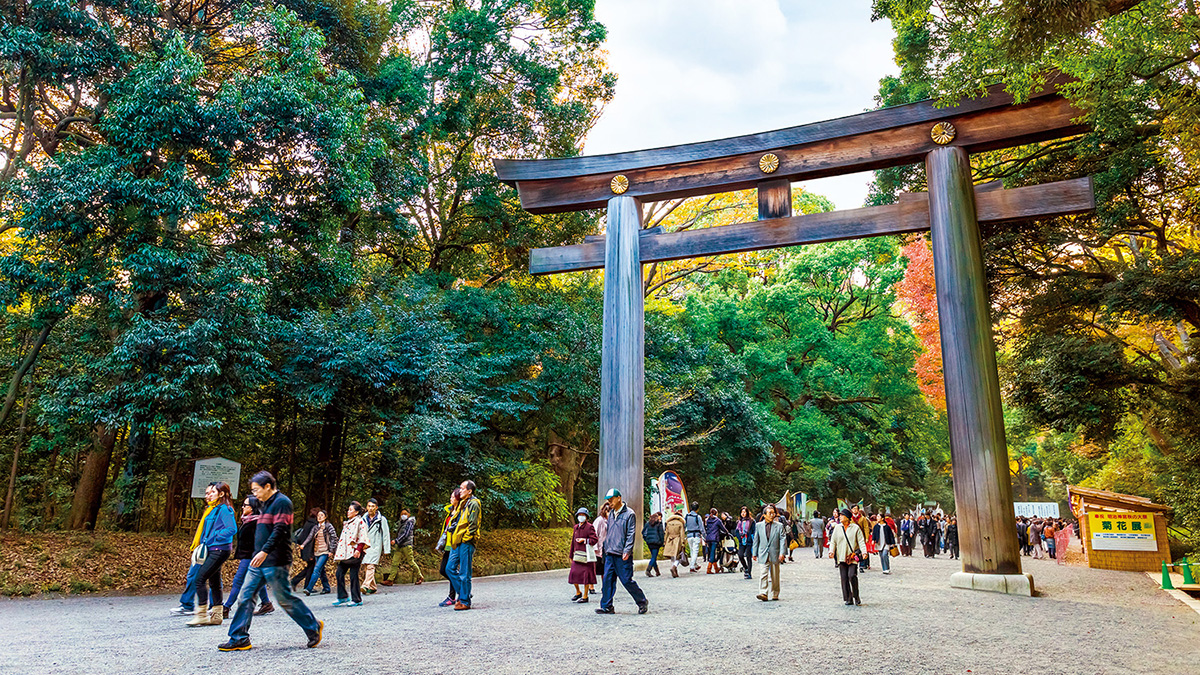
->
[488,461,571,527]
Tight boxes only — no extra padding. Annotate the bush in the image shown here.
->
[68,578,97,594]
[3,583,35,597]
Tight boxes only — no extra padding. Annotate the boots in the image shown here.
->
[655,567,661,577]
[706,563,714,574]
[186,604,209,627]
[206,605,223,626]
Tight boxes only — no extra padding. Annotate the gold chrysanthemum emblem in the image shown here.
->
[931,122,957,145]
[610,174,630,194]
[758,153,780,174]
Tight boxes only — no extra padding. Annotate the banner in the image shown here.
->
[1088,512,1156,552]
[1014,502,1060,519]
[655,470,688,516]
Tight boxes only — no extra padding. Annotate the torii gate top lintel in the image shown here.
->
[493,73,1082,215]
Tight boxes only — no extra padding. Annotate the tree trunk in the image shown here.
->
[547,431,590,517]
[305,402,344,515]
[0,321,53,434]
[66,425,118,530]
[1,379,32,529]
[112,420,155,531]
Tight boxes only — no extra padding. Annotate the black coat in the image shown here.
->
[293,516,318,561]
[946,523,959,547]
[872,522,896,547]
[642,520,665,546]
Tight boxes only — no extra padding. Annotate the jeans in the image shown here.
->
[878,544,890,572]
[306,554,331,592]
[687,536,703,566]
[226,558,270,609]
[813,538,824,557]
[1047,539,1056,559]
[447,542,475,606]
[439,550,457,600]
[179,562,201,611]
[336,558,363,602]
[738,543,753,575]
[838,562,860,603]
[706,540,720,563]
[600,553,647,610]
[859,551,869,571]
[228,565,320,642]
[647,546,661,573]
[194,548,230,608]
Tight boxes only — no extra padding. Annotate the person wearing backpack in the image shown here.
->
[684,502,704,573]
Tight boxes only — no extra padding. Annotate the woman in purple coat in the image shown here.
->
[569,507,598,603]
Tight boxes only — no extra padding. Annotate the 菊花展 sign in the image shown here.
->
[191,457,242,499]
[1014,502,1060,519]
[1088,512,1157,552]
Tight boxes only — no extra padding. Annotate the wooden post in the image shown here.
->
[926,146,1023,579]
[758,178,792,220]
[599,195,645,557]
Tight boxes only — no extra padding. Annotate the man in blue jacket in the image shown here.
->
[595,489,649,615]
[218,471,323,651]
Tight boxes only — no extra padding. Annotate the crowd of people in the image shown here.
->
[171,471,1077,649]
[170,472,483,651]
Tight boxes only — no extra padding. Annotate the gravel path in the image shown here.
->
[4,551,1197,674]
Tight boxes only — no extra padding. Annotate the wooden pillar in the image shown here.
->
[926,146,1022,576]
[758,178,792,220]
[599,195,645,556]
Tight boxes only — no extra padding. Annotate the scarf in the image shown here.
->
[192,503,216,549]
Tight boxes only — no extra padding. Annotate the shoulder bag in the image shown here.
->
[841,526,861,564]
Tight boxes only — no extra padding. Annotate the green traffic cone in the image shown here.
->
[1183,557,1196,585]
[1162,562,1175,590]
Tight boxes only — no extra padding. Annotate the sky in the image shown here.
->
[584,0,899,211]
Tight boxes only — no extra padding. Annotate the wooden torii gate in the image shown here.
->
[494,76,1093,594]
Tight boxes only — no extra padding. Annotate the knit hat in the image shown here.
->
[840,508,853,519]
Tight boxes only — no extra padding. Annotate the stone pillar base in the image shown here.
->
[950,572,1035,596]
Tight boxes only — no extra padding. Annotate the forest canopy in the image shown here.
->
[0,0,1195,546]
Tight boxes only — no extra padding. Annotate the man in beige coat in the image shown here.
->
[752,503,786,601]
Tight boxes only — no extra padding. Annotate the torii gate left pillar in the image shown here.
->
[598,195,645,556]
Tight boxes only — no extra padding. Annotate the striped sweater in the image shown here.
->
[255,491,295,568]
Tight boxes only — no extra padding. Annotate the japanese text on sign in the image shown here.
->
[1088,512,1156,552]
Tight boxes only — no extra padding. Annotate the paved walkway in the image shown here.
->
[4,552,1197,674]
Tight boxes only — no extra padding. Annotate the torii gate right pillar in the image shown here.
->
[926,146,1032,595]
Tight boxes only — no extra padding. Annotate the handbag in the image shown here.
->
[889,545,901,557]
[191,544,208,566]
[573,543,596,564]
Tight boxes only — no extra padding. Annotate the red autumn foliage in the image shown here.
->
[898,237,945,410]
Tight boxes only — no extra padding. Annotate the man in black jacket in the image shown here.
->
[219,471,323,652]
[290,509,320,591]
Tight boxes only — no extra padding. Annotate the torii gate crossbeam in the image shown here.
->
[495,76,1093,595]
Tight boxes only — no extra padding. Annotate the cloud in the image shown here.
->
[585,0,898,209]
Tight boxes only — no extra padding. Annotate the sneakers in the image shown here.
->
[438,597,456,607]
[217,638,252,651]
[594,607,615,614]
[253,602,274,616]
[170,606,193,616]
[331,599,349,607]
[307,621,324,649]
[346,601,363,607]
[637,601,649,615]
